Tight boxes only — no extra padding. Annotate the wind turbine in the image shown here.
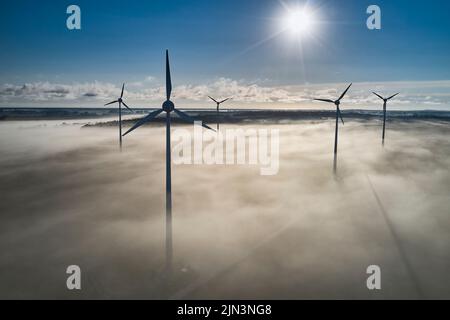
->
[105,83,134,149]
[372,92,399,146]
[208,96,231,130]
[313,83,352,173]
[123,50,214,271]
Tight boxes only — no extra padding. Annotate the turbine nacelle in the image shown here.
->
[313,83,351,126]
[208,96,232,106]
[104,84,133,112]
[372,92,399,103]
[162,100,175,112]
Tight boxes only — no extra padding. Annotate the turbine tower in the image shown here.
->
[123,50,214,271]
[372,92,399,146]
[208,96,231,131]
[314,83,352,173]
[104,83,134,149]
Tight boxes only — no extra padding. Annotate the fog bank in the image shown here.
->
[0,119,449,299]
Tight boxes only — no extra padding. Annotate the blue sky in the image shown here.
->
[1,0,450,109]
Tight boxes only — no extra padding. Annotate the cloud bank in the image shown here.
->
[1,79,450,109]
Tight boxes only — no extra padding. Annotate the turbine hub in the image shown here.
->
[335,100,340,106]
[118,98,122,102]
[162,100,175,112]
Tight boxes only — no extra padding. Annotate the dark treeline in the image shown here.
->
[1,108,450,123]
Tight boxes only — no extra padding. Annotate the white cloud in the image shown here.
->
[1,79,450,109]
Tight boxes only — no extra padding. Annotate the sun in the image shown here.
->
[282,8,315,36]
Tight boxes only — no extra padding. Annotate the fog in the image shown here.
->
[0,118,449,299]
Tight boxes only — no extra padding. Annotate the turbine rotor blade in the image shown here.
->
[387,93,400,100]
[122,109,163,136]
[122,101,133,112]
[201,123,215,131]
[121,83,125,98]
[314,98,335,103]
[174,109,216,132]
[208,96,218,103]
[105,100,118,106]
[166,50,172,100]
[337,106,345,125]
[219,97,231,104]
[338,83,352,101]
[372,92,384,100]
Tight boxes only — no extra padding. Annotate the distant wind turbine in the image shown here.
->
[105,83,134,149]
[123,50,214,271]
[314,83,352,173]
[208,96,231,130]
[372,92,399,146]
